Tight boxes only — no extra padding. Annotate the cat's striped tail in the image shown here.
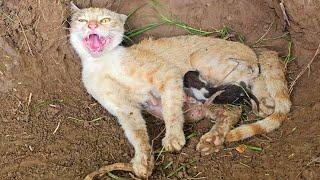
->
[225,50,292,142]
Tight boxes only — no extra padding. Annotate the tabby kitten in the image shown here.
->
[69,3,291,178]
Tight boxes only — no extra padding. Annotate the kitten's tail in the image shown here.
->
[226,50,291,142]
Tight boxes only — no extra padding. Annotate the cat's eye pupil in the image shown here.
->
[78,19,87,22]
[100,18,110,24]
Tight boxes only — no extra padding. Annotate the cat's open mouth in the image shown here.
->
[83,34,111,53]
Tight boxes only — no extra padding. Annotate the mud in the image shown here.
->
[0,0,319,179]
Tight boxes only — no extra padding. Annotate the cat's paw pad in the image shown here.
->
[196,132,224,156]
[131,153,154,178]
[162,133,186,152]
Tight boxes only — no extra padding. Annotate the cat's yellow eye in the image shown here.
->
[100,17,111,24]
[78,19,88,23]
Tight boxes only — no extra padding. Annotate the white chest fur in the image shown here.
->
[81,48,124,92]
[80,47,152,111]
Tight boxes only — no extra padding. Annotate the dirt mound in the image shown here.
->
[283,0,320,54]
[0,0,319,179]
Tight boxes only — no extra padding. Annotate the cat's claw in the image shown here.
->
[196,131,224,156]
[131,153,154,178]
[162,132,186,152]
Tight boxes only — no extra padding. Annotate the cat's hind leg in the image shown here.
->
[250,76,275,117]
[196,105,241,155]
[256,50,291,114]
[225,50,291,142]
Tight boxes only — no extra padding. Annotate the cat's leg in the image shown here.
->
[116,108,154,178]
[140,64,186,152]
[158,72,186,152]
[256,50,291,114]
[196,105,241,155]
[100,98,154,178]
[131,60,186,152]
[247,50,291,117]
[225,51,291,142]
[250,76,275,117]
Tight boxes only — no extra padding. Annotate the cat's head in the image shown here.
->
[69,2,127,58]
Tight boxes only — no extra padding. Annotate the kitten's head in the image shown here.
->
[69,2,127,58]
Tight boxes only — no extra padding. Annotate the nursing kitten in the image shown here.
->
[183,70,259,108]
[145,70,259,121]
[69,3,291,178]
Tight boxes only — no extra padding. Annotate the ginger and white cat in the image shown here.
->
[69,3,291,178]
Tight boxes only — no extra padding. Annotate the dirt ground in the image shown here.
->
[1,0,319,179]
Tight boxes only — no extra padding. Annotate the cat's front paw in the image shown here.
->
[131,152,154,178]
[196,131,224,156]
[162,131,186,152]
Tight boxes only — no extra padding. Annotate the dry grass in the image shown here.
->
[289,43,320,93]
[84,162,134,180]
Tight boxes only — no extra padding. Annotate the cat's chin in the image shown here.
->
[88,50,105,58]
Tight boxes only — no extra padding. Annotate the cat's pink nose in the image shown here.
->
[88,21,98,30]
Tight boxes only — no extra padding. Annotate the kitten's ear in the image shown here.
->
[70,1,80,13]
[119,14,128,24]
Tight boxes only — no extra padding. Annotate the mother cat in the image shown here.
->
[69,2,291,178]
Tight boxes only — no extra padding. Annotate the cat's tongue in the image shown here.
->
[85,34,109,53]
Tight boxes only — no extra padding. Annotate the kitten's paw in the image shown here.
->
[131,153,154,178]
[196,131,224,156]
[162,132,186,152]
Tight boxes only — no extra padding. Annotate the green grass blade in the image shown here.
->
[185,132,197,140]
[125,22,163,38]
[155,146,166,161]
[167,160,196,178]
[159,14,215,36]
[33,99,64,111]
[126,4,147,22]
[67,116,84,122]
[163,161,173,169]
[245,144,263,152]
[107,172,128,180]
[122,35,134,45]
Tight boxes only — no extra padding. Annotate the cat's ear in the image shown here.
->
[70,1,80,13]
[119,14,128,24]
